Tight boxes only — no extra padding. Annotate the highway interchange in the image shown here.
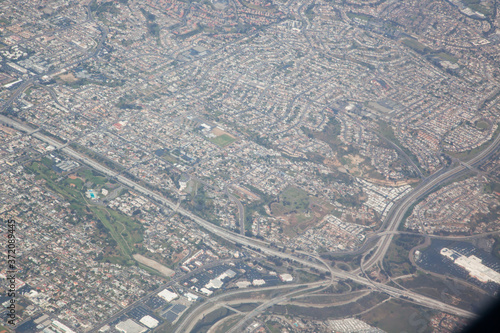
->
[359,128,500,272]
[2,1,499,331]
[0,111,486,329]
[1,28,498,325]
[1,51,498,325]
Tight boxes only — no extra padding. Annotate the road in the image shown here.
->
[174,282,324,333]
[225,283,328,333]
[5,107,495,330]
[2,1,497,330]
[360,128,500,272]
[0,114,477,322]
[225,185,246,235]
[89,258,237,333]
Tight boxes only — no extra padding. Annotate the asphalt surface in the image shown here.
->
[360,129,500,272]
[2,2,498,329]
[0,113,490,327]
[0,116,475,320]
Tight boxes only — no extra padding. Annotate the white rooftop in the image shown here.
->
[115,319,147,333]
[158,289,179,302]
[140,315,159,328]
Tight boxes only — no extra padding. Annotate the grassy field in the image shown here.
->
[475,120,490,131]
[347,12,373,21]
[66,177,84,188]
[210,134,236,147]
[91,207,131,258]
[191,308,235,333]
[402,38,431,54]
[378,121,422,173]
[27,161,89,217]
[161,151,181,164]
[272,186,310,215]
[310,117,342,149]
[463,0,493,15]
[397,273,493,312]
[214,315,244,333]
[270,292,389,320]
[436,52,458,63]
[0,323,12,333]
[292,290,368,305]
[294,269,322,283]
[360,299,435,333]
[137,262,166,277]
[383,234,423,277]
[81,169,107,186]
[26,159,143,265]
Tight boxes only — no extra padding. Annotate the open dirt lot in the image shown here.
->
[133,254,175,277]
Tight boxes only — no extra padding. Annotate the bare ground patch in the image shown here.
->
[133,254,175,276]
[365,178,420,187]
[212,127,236,138]
[58,72,78,82]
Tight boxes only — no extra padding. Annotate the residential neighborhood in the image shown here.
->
[0,0,499,332]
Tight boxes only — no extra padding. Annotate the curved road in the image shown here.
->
[0,114,477,321]
[360,130,500,272]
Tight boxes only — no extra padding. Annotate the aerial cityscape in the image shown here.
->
[0,0,500,332]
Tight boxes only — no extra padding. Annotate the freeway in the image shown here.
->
[360,127,500,272]
[0,114,477,321]
[89,258,238,333]
[174,282,326,333]
[225,283,329,333]
[0,6,107,115]
[225,185,246,235]
[0,79,36,113]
